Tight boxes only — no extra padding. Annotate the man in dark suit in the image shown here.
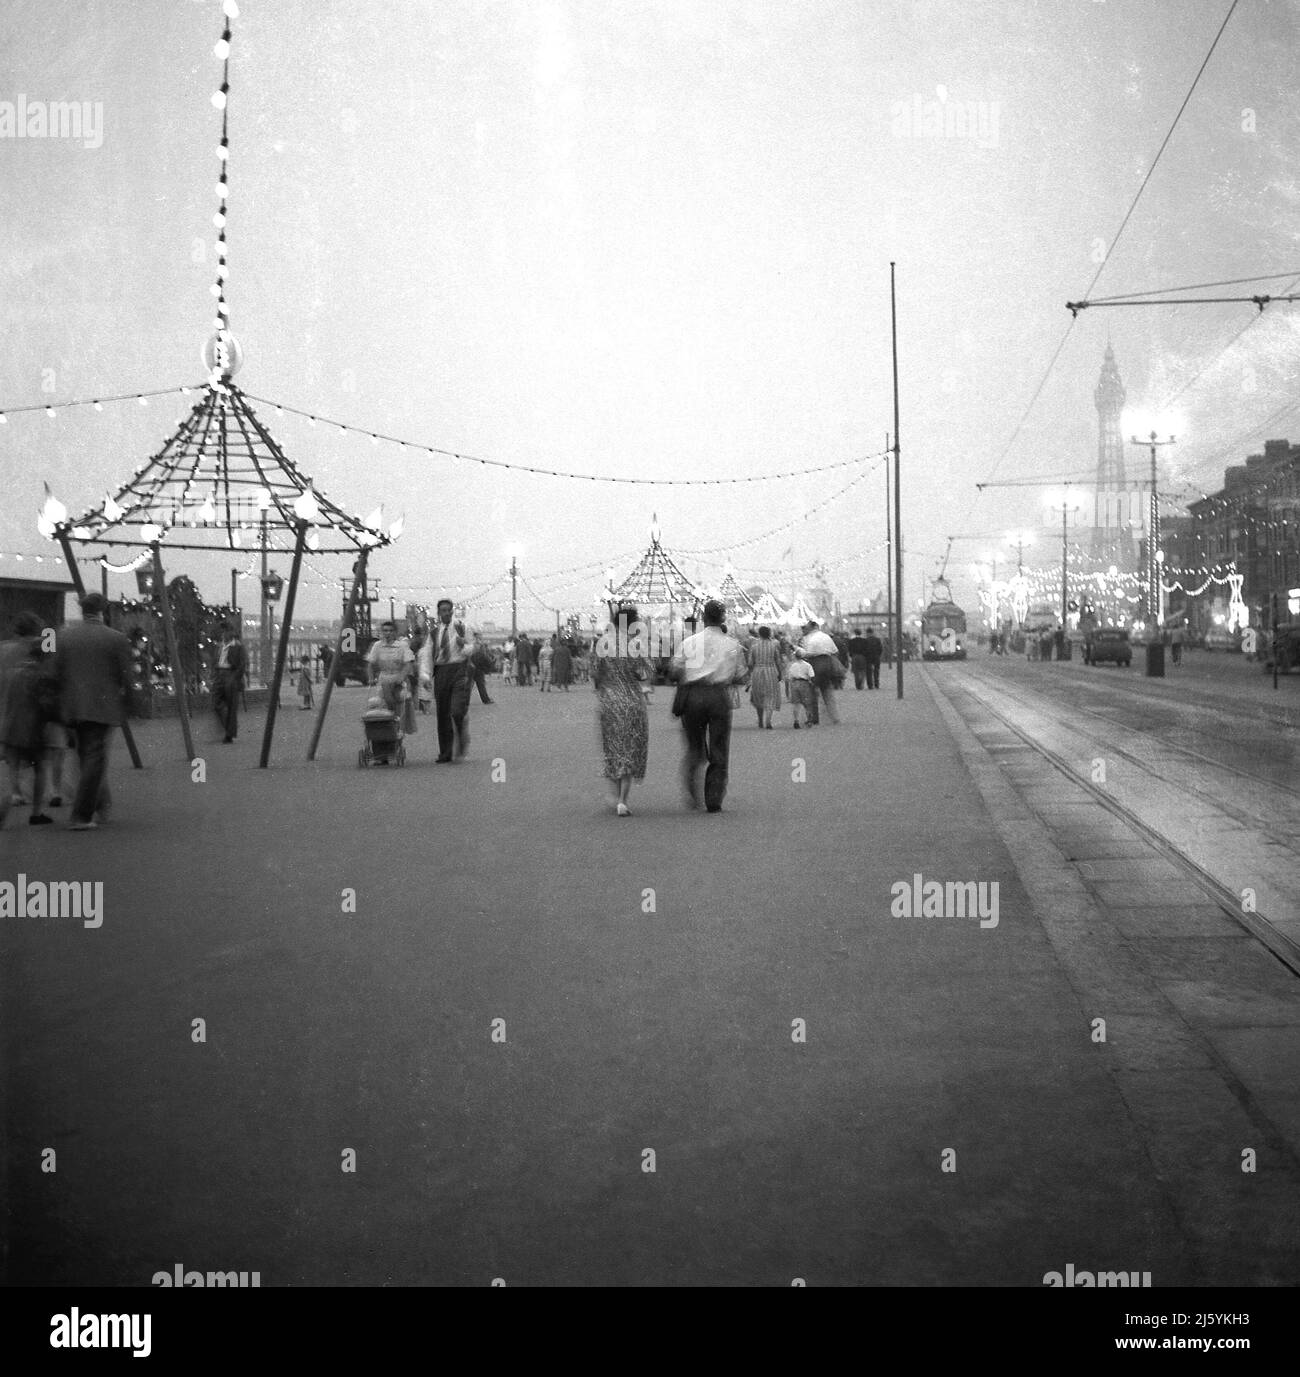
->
[429,598,471,761]
[53,592,134,831]
[862,627,883,689]
[846,630,871,689]
[212,620,247,743]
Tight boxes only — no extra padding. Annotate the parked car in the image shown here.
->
[1086,627,1132,666]
[1203,626,1238,651]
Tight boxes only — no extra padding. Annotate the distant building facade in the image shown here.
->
[1183,438,1300,632]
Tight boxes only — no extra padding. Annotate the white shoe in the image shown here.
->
[616,802,632,817]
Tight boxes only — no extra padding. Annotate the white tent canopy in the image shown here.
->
[742,590,791,626]
[786,594,820,627]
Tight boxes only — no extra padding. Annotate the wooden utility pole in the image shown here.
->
[153,543,196,763]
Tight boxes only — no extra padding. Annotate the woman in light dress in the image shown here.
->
[367,620,417,732]
[746,625,784,729]
[594,604,654,816]
[537,638,554,691]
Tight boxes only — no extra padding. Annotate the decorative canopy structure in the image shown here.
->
[608,515,701,621]
[709,565,756,625]
[44,379,395,557]
[35,1,399,769]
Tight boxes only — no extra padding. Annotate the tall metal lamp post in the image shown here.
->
[1128,428,1177,628]
[507,546,521,638]
[1045,493,1082,638]
[1129,425,1177,677]
[1005,530,1034,628]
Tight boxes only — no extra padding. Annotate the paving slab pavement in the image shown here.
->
[1,672,1295,1285]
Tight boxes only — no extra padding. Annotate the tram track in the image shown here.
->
[926,665,1300,978]
[962,664,1300,840]
[991,654,1300,734]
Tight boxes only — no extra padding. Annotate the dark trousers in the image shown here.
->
[213,671,240,739]
[851,654,867,689]
[865,657,881,689]
[69,721,112,824]
[517,660,532,686]
[473,665,492,703]
[680,683,732,810]
[433,663,469,758]
[808,655,839,722]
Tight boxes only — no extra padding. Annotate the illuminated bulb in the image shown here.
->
[232,528,242,547]
[137,395,148,406]
[255,487,272,510]
[293,488,321,522]
[388,516,405,540]
[223,0,239,17]
[306,531,320,550]
[212,88,227,110]
[45,406,55,417]
[140,523,163,543]
[103,494,125,521]
[213,211,226,228]
[365,506,383,530]
[0,413,6,422]
[216,142,229,161]
[214,36,231,60]
[41,488,68,527]
[216,180,228,199]
[210,283,221,297]
[36,514,55,539]
[199,497,217,523]
[216,262,227,278]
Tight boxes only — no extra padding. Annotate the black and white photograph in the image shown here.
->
[2,0,1298,1342]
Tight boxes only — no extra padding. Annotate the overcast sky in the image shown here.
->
[3,0,1298,626]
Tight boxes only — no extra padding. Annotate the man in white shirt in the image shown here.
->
[800,619,841,725]
[671,599,747,812]
[429,598,471,761]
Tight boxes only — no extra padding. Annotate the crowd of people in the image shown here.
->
[0,591,888,827]
[592,604,883,816]
[0,593,132,830]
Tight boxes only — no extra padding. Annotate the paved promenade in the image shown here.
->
[3,669,1297,1285]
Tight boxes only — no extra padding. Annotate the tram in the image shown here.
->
[921,579,967,660]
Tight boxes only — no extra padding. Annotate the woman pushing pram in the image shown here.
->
[359,620,417,766]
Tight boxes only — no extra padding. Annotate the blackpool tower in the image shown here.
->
[1091,344,1141,560]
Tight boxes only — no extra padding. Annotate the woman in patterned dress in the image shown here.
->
[746,625,784,729]
[593,603,653,817]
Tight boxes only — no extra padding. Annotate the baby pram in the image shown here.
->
[358,693,407,767]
